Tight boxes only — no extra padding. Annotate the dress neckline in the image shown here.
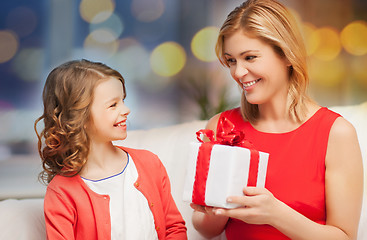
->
[247,107,325,135]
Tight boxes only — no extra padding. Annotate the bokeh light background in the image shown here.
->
[0,0,366,157]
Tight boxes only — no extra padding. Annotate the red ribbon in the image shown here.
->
[192,117,260,206]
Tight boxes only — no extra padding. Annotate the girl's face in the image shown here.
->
[223,31,291,105]
[86,77,130,143]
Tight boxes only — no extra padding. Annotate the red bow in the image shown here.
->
[196,117,254,148]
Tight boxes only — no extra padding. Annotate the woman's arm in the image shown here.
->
[214,117,363,240]
[191,113,230,238]
[324,117,363,239]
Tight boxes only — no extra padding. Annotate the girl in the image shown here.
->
[191,0,363,239]
[35,59,187,240]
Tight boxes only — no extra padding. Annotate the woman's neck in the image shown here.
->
[254,97,318,133]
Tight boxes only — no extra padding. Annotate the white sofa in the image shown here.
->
[0,102,366,240]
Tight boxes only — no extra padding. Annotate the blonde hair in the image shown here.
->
[35,59,126,184]
[216,0,311,122]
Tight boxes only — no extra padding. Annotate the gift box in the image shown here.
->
[183,119,269,209]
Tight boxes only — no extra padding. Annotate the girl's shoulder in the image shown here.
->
[46,174,84,199]
[48,173,80,186]
[117,146,163,168]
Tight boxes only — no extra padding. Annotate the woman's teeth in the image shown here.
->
[243,78,260,88]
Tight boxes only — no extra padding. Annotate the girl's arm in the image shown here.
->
[158,160,188,239]
[214,117,363,240]
[44,188,76,239]
[191,113,230,238]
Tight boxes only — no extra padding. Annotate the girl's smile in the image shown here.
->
[114,119,127,129]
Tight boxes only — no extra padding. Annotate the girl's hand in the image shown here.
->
[214,187,281,225]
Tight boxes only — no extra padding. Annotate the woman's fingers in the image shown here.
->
[190,203,216,215]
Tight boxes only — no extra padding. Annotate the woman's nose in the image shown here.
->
[233,64,249,79]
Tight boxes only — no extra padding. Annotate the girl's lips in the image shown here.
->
[114,120,126,127]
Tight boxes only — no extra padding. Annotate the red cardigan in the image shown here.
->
[44,146,187,240]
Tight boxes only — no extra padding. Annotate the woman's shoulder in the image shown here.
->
[329,116,357,140]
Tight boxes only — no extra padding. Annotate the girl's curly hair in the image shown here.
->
[34,59,126,184]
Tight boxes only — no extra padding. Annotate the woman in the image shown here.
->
[191,0,363,239]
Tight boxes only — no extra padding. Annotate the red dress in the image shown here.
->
[218,107,341,240]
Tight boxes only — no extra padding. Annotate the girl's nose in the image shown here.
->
[121,103,130,116]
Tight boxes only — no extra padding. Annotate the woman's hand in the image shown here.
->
[214,187,281,225]
[191,203,229,238]
[190,203,216,215]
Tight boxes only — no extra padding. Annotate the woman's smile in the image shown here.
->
[242,78,262,91]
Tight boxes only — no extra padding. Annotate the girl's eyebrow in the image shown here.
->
[104,96,120,105]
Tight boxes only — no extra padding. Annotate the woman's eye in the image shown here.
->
[110,103,117,108]
[245,55,257,61]
[226,58,236,65]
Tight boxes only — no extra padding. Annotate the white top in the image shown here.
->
[82,154,158,240]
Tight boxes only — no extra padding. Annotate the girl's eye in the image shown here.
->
[245,55,257,61]
[110,102,117,108]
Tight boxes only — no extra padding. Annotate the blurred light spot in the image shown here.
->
[150,42,186,77]
[351,55,367,88]
[6,6,38,38]
[80,0,115,23]
[302,23,320,56]
[90,13,124,40]
[312,27,341,61]
[309,56,345,87]
[341,21,367,56]
[118,37,140,50]
[84,31,119,58]
[111,38,151,82]
[89,29,117,43]
[0,30,19,64]
[11,48,44,82]
[191,26,219,62]
[131,0,164,22]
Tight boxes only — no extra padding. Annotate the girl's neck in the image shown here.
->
[88,141,117,167]
[80,141,127,180]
